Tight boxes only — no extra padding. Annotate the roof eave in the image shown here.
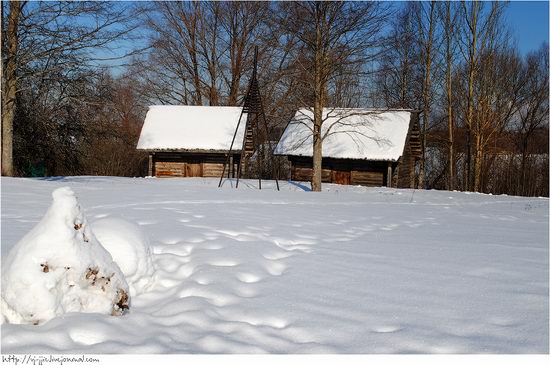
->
[275,152,401,162]
[136,148,242,154]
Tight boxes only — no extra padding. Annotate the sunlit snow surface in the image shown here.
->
[1,177,548,353]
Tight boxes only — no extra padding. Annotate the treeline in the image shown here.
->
[1,1,548,196]
[1,1,147,176]
[375,2,548,197]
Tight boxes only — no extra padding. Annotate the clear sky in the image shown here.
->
[100,0,550,75]
[506,0,549,54]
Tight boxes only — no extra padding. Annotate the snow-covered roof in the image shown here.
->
[274,108,412,161]
[137,106,246,152]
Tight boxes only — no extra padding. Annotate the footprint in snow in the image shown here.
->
[236,272,263,284]
[372,326,402,334]
[136,220,158,225]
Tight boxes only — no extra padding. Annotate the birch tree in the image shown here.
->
[415,1,437,189]
[440,1,459,190]
[458,0,506,191]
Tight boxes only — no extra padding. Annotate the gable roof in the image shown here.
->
[136,105,246,152]
[274,108,413,162]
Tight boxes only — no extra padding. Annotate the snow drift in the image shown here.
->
[1,187,130,325]
[92,218,156,296]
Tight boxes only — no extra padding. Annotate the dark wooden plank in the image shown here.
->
[332,170,351,185]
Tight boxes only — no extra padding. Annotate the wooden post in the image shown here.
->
[229,155,234,178]
[387,162,392,188]
[148,153,154,177]
[288,159,292,181]
[410,159,416,189]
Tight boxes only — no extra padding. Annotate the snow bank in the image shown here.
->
[92,218,156,296]
[1,187,130,325]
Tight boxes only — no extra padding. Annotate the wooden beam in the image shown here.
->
[148,153,154,177]
[387,162,392,188]
[410,159,415,189]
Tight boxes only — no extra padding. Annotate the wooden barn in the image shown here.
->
[137,105,248,178]
[274,108,422,188]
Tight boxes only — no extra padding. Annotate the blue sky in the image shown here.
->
[100,0,550,74]
[506,0,549,54]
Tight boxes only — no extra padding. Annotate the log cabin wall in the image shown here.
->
[289,156,394,187]
[151,152,240,178]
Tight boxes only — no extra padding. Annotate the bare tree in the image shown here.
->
[1,1,139,176]
[458,0,507,191]
[138,1,204,105]
[515,43,549,195]
[415,1,438,188]
[137,1,270,107]
[440,1,459,190]
[476,49,523,192]
[278,1,389,191]
[1,0,20,176]
[82,73,147,176]
[376,4,419,109]
[222,2,269,106]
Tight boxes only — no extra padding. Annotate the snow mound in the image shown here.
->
[92,218,157,296]
[1,187,130,325]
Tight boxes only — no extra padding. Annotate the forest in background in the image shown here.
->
[1,1,548,196]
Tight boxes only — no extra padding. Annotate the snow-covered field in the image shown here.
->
[1,177,548,354]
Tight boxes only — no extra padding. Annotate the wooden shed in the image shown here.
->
[136,106,247,178]
[274,108,422,188]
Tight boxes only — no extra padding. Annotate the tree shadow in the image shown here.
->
[288,180,312,192]
[36,176,67,181]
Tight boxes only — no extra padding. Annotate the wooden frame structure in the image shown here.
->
[218,47,279,190]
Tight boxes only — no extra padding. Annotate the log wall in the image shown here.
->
[289,156,391,187]
[151,152,239,178]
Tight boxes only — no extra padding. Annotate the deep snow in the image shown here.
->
[1,177,548,353]
[1,187,129,325]
[92,217,156,296]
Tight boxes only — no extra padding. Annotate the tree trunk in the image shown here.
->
[311,120,322,192]
[473,133,482,192]
[445,1,454,191]
[520,138,528,196]
[311,66,324,192]
[227,7,246,107]
[418,1,436,190]
[187,6,202,105]
[228,44,242,106]
[464,1,478,191]
[206,4,220,106]
[400,55,409,108]
[1,0,20,177]
[311,4,324,192]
